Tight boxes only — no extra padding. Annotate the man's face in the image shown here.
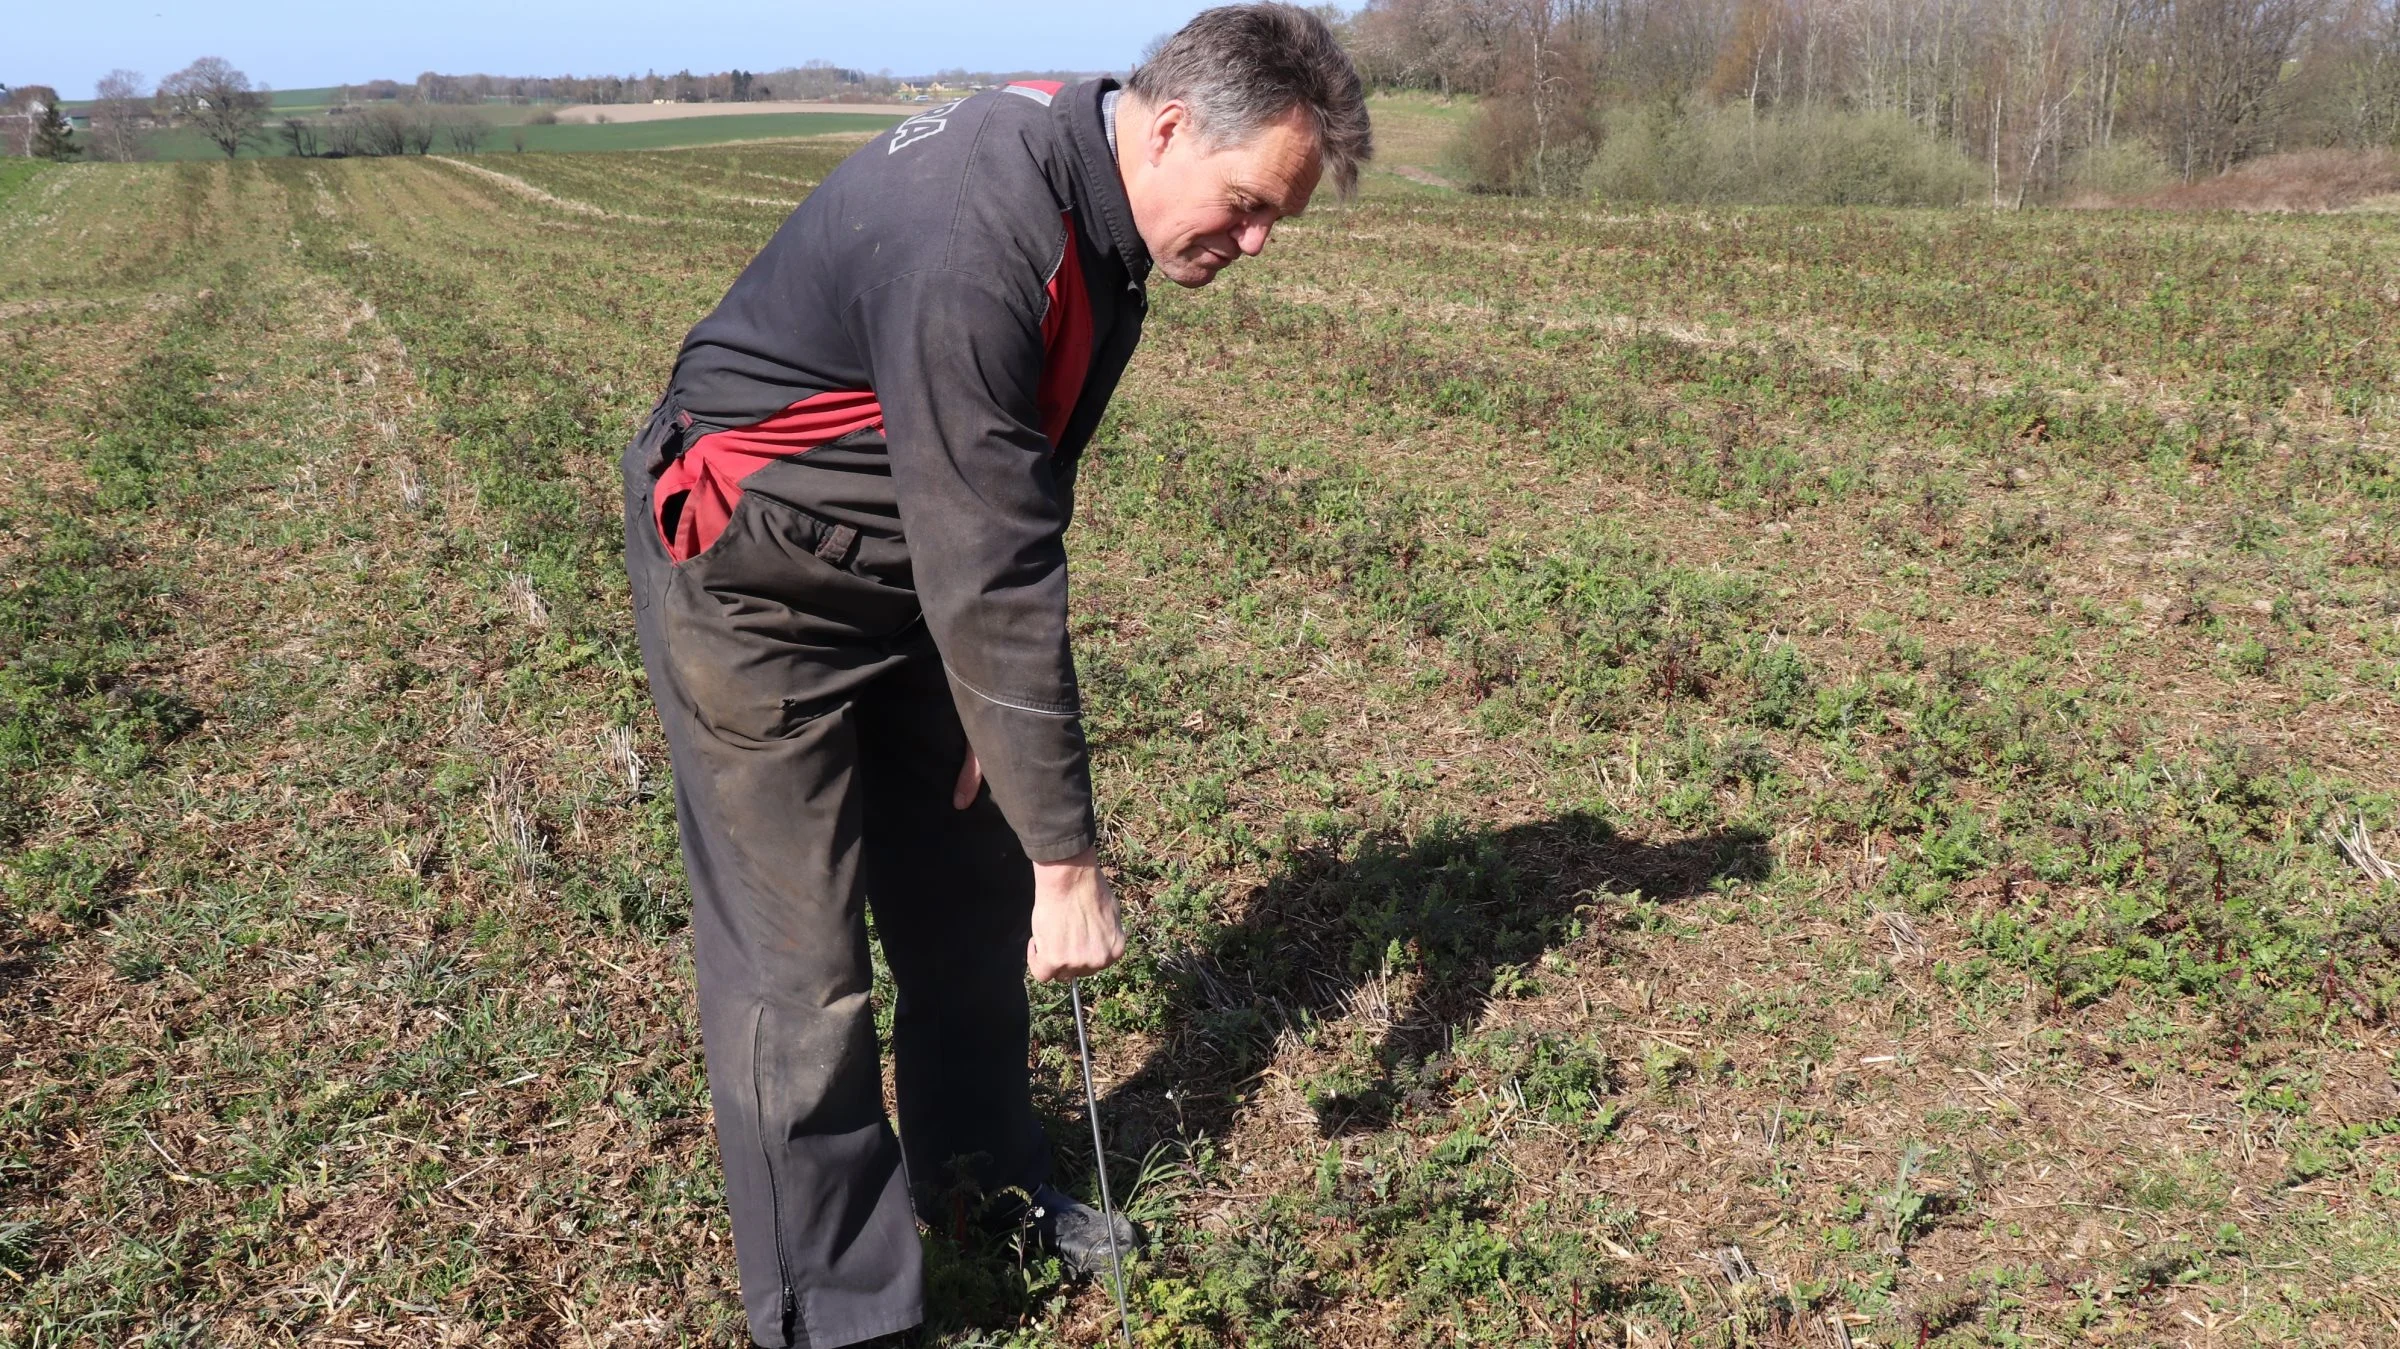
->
[1123,99,1323,288]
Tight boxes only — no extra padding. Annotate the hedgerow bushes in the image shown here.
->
[1584,103,1981,206]
[1455,95,1980,205]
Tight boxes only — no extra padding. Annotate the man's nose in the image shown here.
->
[1237,218,1273,256]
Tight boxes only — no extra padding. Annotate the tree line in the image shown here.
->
[13,56,1099,163]
[1344,0,2400,199]
[364,62,887,107]
[7,60,286,161]
[11,59,505,161]
[351,60,1087,106]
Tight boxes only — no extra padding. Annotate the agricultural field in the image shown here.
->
[3,96,2399,1349]
[58,83,903,160]
[130,108,906,161]
[0,160,40,206]
[547,101,915,123]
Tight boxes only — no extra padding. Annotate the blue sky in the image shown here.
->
[9,0,1223,99]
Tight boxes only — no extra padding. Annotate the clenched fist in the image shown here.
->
[1028,849,1124,982]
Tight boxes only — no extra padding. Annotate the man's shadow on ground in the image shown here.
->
[1099,810,1770,1146]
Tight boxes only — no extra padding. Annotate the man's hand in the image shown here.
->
[1028,849,1124,982]
[953,747,1122,980]
[952,746,983,809]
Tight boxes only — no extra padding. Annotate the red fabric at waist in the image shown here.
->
[654,390,884,562]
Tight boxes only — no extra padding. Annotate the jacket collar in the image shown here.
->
[1058,78,1151,288]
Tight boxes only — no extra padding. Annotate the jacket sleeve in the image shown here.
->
[845,267,1095,862]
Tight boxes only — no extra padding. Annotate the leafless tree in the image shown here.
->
[324,111,365,157]
[1353,0,2396,197]
[1,85,59,157]
[1709,0,1793,115]
[2353,0,2400,141]
[158,57,270,158]
[358,104,412,156]
[1978,0,2092,204]
[2083,0,2142,146]
[401,109,439,154]
[90,69,150,161]
[2291,0,2400,143]
[279,117,319,157]
[441,109,492,153]
[1350,0,1520,94]
[2147,0,2325,175]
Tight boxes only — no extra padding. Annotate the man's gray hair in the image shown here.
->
[1128,3,1373,197]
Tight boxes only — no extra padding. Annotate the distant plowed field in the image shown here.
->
[553,99,915,123]
[5,121,2400,1347]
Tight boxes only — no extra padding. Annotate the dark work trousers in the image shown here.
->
[620,420,1049,1349]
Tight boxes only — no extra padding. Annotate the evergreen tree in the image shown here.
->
[33,101,81,161]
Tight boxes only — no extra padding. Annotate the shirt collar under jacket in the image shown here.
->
[1061,78,1150,288]
[1102,89,1120,162]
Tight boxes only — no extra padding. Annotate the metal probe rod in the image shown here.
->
[1071,978,1136,1349]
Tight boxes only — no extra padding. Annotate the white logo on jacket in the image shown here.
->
[888,101,966,154]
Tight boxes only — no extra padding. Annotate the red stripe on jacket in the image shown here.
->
[654,390,883,561]
[1037,211,1092,448]
[657,220,1089,564]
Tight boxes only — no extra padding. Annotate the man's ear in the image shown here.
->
[1144,98,1193,169]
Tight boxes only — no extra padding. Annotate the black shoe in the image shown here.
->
[1028,1182,1137,1278]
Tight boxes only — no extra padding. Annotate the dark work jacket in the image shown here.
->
[654,78,1149,863]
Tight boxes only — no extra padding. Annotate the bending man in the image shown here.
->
[619,7,1372,1346]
